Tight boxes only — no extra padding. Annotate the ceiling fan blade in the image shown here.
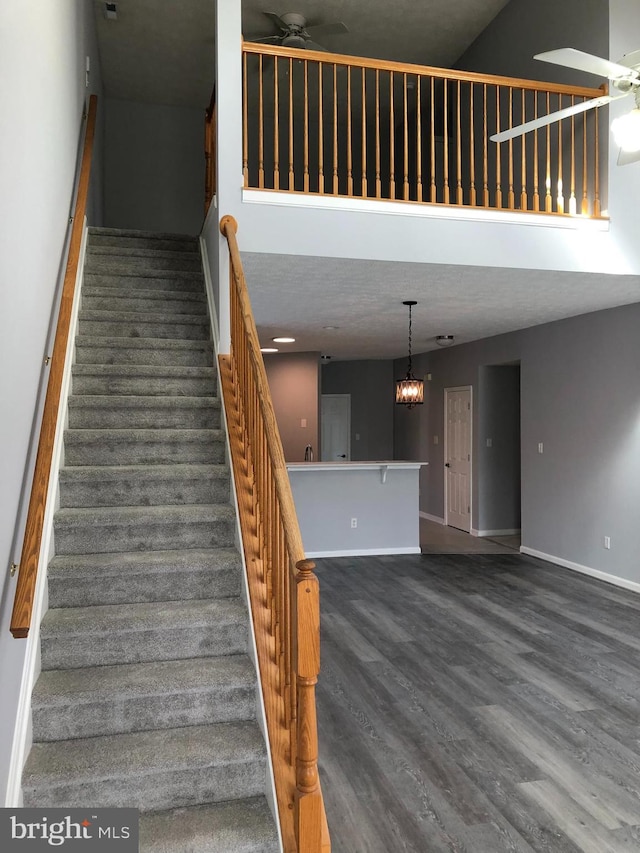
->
[305,21,349,37]
[617,146,640,166]
[535,48,640,82]
[305,39,329,52]
[263,11,288,32]
[491,94,620,143]
[244,34,282,44]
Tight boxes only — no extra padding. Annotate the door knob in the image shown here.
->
[445,462,450,467]
[338,454,346,458]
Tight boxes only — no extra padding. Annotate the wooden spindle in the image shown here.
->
[375,69,381,198]
[570,96,576,215]
[362,67,368,197]
[582,106,589,215]
[593,105,601,217]
[318,62,324,194]
[258,55,264,188]
[333,64,339,194]
[469,82,476,207]
[456,79,463,205]
[288,58,294,190]
[483,83,489,207]
[403,73,409,200]
[508,87,515,209]
[545,92,552,212]
[347,66,353,195]
[443,78,450,204]
[557,94,564,213]
[495,86,502,208]
[533,91,540,211]
[273,56,280,190]
[417,75,423,203]
[520,88,527,210]
[303,61,309,192]
[389,71,395,198]
[242,54,248,187]
[430,76,436,202]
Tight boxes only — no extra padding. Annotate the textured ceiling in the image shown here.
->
[242,253,640,360]
[93,0,510,107]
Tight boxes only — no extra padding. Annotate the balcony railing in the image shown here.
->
[242,42,607,218]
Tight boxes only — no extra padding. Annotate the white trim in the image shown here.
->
[473,528,521,537]
[288,461,424,473]
[202,193,218,235]
[199,235,220,352]
[420,511,445,524]
[520,547,640,595]
[242,189,610,231]
[6,221,89,807]
[306,546,421,558]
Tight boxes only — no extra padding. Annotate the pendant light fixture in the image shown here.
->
[395,300,424,408]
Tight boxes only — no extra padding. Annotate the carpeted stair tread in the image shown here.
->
[84,271,205,291]
[85,254,202,274]
[64,428,225,467]
[79,308,209,326]
[22,721,267,811]
[139,798,279,853]
[47,548,242,607]
[78,309,210,341]
[32,655,256,741]
[74,336,213,367]
[67,395,220,429]
[71,363,217,395]
[82,287,208,315]
[88,246,201,262]
[88,226,198,242]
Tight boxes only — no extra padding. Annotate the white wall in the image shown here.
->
[104,98,205,235]
[0,0,103,804]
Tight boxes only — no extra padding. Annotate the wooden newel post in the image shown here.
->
[294,558,322,852]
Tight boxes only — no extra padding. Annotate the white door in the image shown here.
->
[321,394,351,461]
[445,387,472,532]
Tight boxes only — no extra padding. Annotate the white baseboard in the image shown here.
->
[474,528,521,537]
[419,512,445,524]
[520,546,640,595]
[306,546,421,558]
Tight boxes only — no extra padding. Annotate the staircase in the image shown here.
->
[21,228,280,853]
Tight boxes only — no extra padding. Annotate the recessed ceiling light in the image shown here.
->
[272,336,295,343]
[322,325,339,330]
[260,347,279,353]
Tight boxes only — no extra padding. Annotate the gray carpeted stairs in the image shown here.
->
[22,227,279,853]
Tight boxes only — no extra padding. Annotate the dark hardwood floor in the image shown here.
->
[314,552,640,852]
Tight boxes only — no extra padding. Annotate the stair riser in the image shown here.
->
[84,273,204,293]
[78,319,210,340]
[86,255,202,273]
[82,294,208,315]
[33,686,254,742]
[89,236,198,253]
[75,344,213,367]
[23,758,265,813]
[48,567,240,608]
[59,474,230,508]
[54,512,234,554]
[71,375,216,396]
[64,437,225,466]
[41,621,247,670]
[67,404,220,430]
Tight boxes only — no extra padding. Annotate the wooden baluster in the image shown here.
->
[318,62,324,194]
[273,56,280,190]
[456,79,463,205]
[545,92,552,212]
[347,66,353,195]
[289,58,294,190]
[303,60,309,192]
[294,559,322,852]
[483,83,489,207]
[430,76,436,202]
[403,73,409,200]
[582,106,589,215]
[362,66,368,197]
[495,85,502,208]
[593,105,601,217]
[469,82,476,206]
[508,87,515,209]
[416,75,423,202]
[570,96,576,215]
[258,55,264,188]
[557,94,564,213]
[242,54,248,187]
[520,88,527,210]
[533,91,540,211]
[389,71,395,198]
[333,64,339,194]
[443,78,450,204]
[375,69,381,198]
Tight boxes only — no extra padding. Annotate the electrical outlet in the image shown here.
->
[486,438,492,447]
[433,435,439,445]
[351,518,358,528]
[604,536,611,549]
[538,442,544,454]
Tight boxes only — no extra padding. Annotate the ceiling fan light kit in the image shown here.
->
[612,107,640,152]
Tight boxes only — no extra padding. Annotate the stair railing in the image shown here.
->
[204,85,217,215]
[10,95,98,640]
[219,214,329,853]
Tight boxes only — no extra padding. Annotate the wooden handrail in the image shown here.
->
[205,85,217,213]
[219,214,328,852]
[11,95,98,640]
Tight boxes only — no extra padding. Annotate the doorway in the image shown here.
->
[321,394,351,461]
[444,386,472,532]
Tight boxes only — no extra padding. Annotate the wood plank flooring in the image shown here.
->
[314,552,640,852]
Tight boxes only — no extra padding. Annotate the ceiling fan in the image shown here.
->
[245,11,348,52]
[491,47,640,165]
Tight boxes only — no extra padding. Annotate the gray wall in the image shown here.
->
[394,301,640,586]
[0,0,103,804]
[321,360,394,461]
[478,365,521,533]
[264,352,320,462]
[104,98,204,235]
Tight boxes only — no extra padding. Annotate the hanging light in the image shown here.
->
[395,300,424,408]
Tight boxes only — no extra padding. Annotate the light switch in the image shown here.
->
[300,418,307,428]
[538,442,544,454]
[486,438,492,447]
[433,435,439,445]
